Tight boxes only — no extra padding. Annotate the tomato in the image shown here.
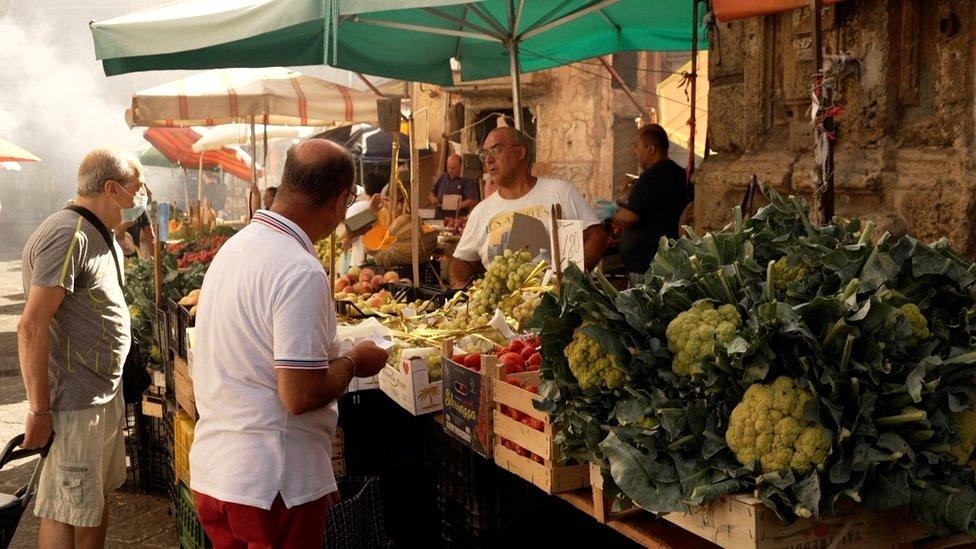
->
[516,445,530,458]
[523,384,539,394]
[500,352,524,367]
[508,339,525,354]
[527,352,542,366]
[464,354,482,371]
[526,362,540,372]
[531,454,545,464]
[504,376,523,387]
[520,346,536,361]
[451,354,467,365]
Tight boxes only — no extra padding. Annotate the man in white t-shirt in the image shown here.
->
[190,139,388,548]
[449,127,608,287]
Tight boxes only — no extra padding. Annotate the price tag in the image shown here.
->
[556,219,584,271]
[442,194,462,212]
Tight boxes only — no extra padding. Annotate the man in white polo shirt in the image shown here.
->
[189,139,388,549]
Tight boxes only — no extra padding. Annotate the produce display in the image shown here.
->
[530,186,976,537]
[444,250,548,332]
[442,216,467,235]
[499,376,544,464]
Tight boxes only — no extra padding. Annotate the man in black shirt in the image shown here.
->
[613,124,689,285]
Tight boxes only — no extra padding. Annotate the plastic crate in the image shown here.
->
[121,401,144,492]
[323,476,393,549]
[166,298,185,359]
[141,404,174,496]
[173,483,212,549]
[153,305,170,360]
[389,261,441,287]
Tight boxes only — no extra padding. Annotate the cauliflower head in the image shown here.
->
[770,257,808,292]
[666,301,741,375]
[726,376,831,474]
[950,410,976,466]
[898,303,930,347]
[564,329,628,391]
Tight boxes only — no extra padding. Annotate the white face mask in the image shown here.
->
[114,183,149,222]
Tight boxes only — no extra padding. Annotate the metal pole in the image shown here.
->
[508,40,524,130]
[409,84,421,286]
[811,0,834,223]
[507,0,524,130]
[687,0,700,183]
[249,116,259,220]
[598,57,648,121]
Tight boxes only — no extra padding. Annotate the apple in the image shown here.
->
[360,268,375,280]
[334,278,350,293]
[359,273,373,283]
[347,266,361,278]
[371,275,385,290]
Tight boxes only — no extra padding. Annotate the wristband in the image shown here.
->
[341,355,358,377]
[28,408,51,417]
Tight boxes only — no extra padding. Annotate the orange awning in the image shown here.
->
[0,137,41,163]
[713,0,842,22]
[143,127,258,182]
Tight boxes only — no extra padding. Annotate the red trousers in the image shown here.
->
[194,491,337,549]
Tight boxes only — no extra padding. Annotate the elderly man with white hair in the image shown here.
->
[17,148,146,548]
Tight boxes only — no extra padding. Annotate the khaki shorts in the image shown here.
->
[34,393,127,528]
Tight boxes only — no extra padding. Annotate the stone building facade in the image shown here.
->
[697,0,976,255]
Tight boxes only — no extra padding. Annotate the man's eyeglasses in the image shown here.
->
[346,186,358,207]
[478,144,519,163]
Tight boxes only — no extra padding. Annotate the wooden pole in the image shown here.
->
[598,57,648,121]
[409,84,421,286]
[152,215,163,307]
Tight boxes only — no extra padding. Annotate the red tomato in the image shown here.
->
[451,354,467,365]
[527,352,542,366]
[500,352,524,368]
[464,354,482,371]
[508,339,525,354]
[520,347,535,361]
[523,384,539,394]
[531,454,545,464]
[516,445,530,458]
[504,376,523,387]
[526,362,540,372]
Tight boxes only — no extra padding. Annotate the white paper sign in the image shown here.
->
[556,219,585,271]
[442,193,462,212]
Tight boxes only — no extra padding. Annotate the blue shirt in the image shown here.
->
[432,173,480,219]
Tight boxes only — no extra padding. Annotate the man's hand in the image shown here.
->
[427,194,439,207]
[448,257,481,289]
[22,413,52,450]
[369,194,388,212]
[348,340,388,378]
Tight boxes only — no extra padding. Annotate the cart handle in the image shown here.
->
[0,433,54,468]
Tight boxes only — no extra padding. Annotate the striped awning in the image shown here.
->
[130,67,379,128]
[143,127,259,181]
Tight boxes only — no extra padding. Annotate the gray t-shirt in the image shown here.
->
[22,209,131,410]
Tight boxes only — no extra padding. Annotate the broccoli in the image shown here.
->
[898,303,930,347]
[725,376,831,474]
[950,410,976,466]
[564,329,628,391]
[770,257,808,293]
[665,301,741,375]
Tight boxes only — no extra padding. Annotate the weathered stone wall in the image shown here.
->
[457,64,615,204]
[698,0,976,255]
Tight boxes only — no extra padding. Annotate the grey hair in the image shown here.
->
[76,148,142,196]
[509,127,534,166]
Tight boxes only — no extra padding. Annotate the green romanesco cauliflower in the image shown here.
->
[726,376,831,474]
[898,303,930,347]
[770,257,808,292]
[950,410,976,466]
[564,330,628,391]
[666,301,741,375]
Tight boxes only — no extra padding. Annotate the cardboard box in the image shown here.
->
[442,343,497,458]
[174,356,197,419]
[173,411,195,486]
[348,374,379,393]
[378,348,443,415]
[344,208,378,236]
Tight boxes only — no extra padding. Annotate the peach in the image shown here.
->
[383,271,399,282]
[371,275,385,290]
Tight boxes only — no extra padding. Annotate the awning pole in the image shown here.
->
[409,84,421,286]
[687,0,700,183]
[248,115,259,220]
[507,1,524,130]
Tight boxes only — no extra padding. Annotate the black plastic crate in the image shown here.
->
[334,300,378,319]
[153,305,170,360]
[380,282,454,307]
[323,476,393,549]
[140,400,174,496]
[166,298,185,359]
[390,261,441,287]
[121,401,144,493]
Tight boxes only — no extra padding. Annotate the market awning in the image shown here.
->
[191,124,315,152]
[129,67,379,127]
[143,127,258,181]
[712,0,843,22]
[0,137,41,163]
[90,1,707,85]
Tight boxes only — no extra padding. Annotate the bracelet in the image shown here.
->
[341,355,358,377]
[28,408,51,417]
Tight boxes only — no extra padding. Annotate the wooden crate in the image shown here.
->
[589,463,643,524]
[173,411,195,486]
[490,366,589,494]
[174,356,197,420]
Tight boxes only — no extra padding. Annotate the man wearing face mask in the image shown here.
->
[18,148,146,547]
[190,139,388,548]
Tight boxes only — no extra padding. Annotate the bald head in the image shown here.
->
[77,148,142,197]
[446,154,463,179]
[278,139,355,207]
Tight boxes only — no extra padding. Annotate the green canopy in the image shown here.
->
[91,0,706,86]
[137,143,178,169]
